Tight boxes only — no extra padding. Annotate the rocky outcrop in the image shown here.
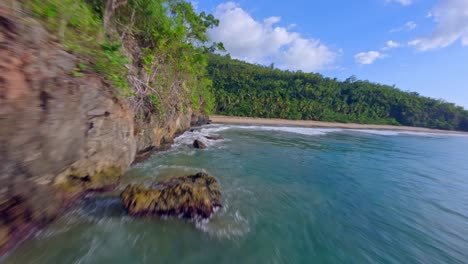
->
[0,6,136,254]
[205,135,224,140]
[193,139,207,149]
[132,111,207,161]
[121,172,221,219]
[0,4,207,254]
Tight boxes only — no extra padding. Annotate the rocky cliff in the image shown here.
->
[0,3,207,254]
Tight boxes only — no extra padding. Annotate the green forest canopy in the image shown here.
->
[26,0,468,131]
[208,54,468,131]
[27,0,220,115]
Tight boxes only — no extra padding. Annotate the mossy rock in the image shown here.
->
[57,166,123,196]
[121,172,221,219]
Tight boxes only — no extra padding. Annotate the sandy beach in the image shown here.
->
[209,115,468,135]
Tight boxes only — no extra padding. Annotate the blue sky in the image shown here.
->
[195,0,468,108]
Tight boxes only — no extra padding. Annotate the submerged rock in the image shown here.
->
[205,135,224,140]
[193,139,207,149]
[121,172,221,219]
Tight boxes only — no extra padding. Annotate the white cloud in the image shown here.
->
[209,2,336,71]
[409,0,468,51]
[386,0,413,6]
[390,21,417,32]
[463,36,468,46]
[264,16,281,27]
[280,39,337,71]
[189,1,198,10]
[355,51,388,65]
[382,40,402,50]
[405,21,417,31]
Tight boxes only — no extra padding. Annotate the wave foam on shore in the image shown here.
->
[174,124,466,141]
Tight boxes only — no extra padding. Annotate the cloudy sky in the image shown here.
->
[195,0,468,108]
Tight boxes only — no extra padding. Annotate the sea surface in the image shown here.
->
[3,125,468,264]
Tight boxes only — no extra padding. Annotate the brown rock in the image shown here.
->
[205,135,224,140]
[0,2,208,255]
[0,227,8,249]
[133,99,207,153]
[0,7,135,254]
[121,172,222,219]
[193,139,207,149]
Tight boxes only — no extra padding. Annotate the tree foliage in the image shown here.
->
[112,0,219,115]
[208,55,468,131]
[26,0,219,116]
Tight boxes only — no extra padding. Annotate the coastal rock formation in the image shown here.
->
[205,135,224,140]
[0,6,136,253]
[0,3,207,254]
[121,172,221,219]
[134,111,208,155]
[193,139,207,149]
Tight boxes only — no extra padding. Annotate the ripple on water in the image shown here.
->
[3,125,468,264]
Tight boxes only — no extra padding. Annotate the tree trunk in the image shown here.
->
[103,0,127,29]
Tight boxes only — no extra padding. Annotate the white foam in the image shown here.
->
[168,125,467,154]
[188,124,342,137]
[191,124,467,138]
[348,129,466,137]
[194,207,250,239]
[349,129,400,136]
[247,126,342,136]
[172,127,227,149]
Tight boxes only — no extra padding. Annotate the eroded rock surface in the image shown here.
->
[0,2,208,254]
[193,139,207,149]
[0,6,136,254]
[121,172,222,219]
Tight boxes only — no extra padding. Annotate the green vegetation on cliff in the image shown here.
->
[208,55,468,131]
[23,0,468,131]
[27,0,130,92]
[26,0,219,115]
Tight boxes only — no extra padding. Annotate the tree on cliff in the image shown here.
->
[110,0,223,117]
[103,0,127,28]
[28,0,223,117]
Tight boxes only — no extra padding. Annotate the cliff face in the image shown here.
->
[0,5,206,254]
[134,110,207,154]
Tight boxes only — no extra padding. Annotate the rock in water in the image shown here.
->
[121,172,222,219]
[193,139,207,149]
[205,135,224,140]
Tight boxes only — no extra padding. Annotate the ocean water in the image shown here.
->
[3,125,468,264]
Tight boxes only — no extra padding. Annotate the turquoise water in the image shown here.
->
[3,125,468,264]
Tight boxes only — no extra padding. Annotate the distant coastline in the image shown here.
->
[209,115,468,135]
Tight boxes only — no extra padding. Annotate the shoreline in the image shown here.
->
[209,115,468,135]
